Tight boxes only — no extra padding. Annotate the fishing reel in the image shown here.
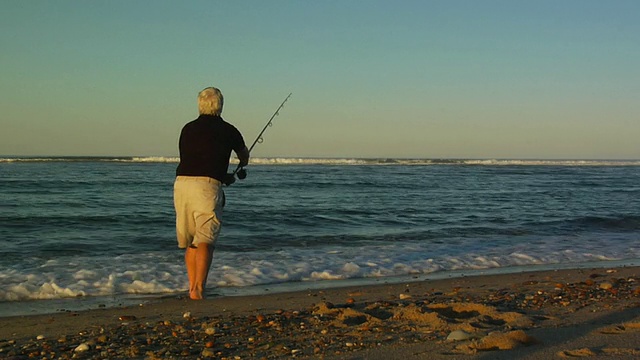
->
[223,168,247,186]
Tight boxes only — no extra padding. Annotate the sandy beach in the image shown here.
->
[1,265,639,359]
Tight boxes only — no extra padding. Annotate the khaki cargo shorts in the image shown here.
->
[173,176,224,249]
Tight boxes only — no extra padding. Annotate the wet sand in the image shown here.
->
[1,266,639,359]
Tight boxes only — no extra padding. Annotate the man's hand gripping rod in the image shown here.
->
[232,93,292,180]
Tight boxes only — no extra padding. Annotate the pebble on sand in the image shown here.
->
[201,348,216,357]
[599,282,613,290]
[447,330,473,341]
[74,342,90,352]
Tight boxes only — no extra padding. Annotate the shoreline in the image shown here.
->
[1,264,639,359]
[3,259,638,319]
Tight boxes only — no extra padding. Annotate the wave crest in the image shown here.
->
[1,157,639,166]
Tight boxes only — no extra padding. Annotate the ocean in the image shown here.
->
[1,157,639,316]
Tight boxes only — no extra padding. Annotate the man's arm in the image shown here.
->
[236,146,250,168]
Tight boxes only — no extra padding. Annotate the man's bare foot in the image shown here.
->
[189,289,204,300]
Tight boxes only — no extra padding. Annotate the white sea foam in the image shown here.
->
[128,156,179,163]
[2,157,640,166]
[1,239,638,302]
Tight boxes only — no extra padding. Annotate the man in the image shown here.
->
[174,87,250,300]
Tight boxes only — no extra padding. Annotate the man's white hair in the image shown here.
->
[198,87,224,115]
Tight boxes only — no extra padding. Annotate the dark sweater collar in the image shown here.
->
[198,114,221,121]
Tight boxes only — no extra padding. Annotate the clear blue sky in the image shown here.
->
[1,0,638,159]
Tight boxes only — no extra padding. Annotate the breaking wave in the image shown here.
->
[2,157,639,166]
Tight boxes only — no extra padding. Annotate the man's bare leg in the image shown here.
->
[185,243,214,300]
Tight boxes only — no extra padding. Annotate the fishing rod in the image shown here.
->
[233,92,292,180]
